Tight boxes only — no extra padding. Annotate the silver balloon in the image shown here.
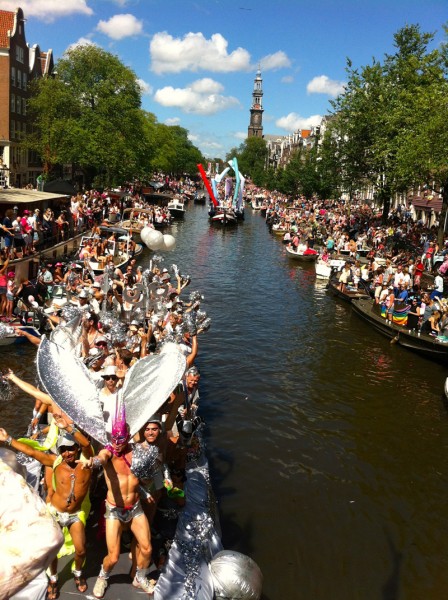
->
[210,550,263,600]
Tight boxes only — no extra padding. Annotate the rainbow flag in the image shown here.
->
[392,303,411,326]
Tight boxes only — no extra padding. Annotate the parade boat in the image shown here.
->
[271,224,288,236]
[251,195,264,210]
[208,205,238,226]
[352,297,448,363]
[166,196,186,219]
[118,207,172,237]
[327,276,371,303]
[285,245,319,262]
[194,192,206,204]
[78,226,143,276]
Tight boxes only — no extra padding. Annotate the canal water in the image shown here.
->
[4,204,448,600]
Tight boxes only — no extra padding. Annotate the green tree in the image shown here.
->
[328,24,445,223]
[27,45,146,187]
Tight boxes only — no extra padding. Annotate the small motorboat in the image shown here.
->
[315,257,346,279]
[166,196,186,219]
[285,246,319,262]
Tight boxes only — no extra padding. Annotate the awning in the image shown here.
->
[0,188,70,205]
[409,195,443,212]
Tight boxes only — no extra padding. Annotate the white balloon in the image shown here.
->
[147,229,164,250]
[140,226,153,246]
[161,234,176,251]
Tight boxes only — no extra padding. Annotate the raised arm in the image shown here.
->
[0,427,55,467]
[5,370,52,404]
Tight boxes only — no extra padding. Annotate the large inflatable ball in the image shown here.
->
[209,550,263,600]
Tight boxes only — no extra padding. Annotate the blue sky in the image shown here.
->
[8,0,447,159]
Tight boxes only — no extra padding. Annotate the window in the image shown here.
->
[16,97,21,114]
[11,94,15,113]
[15,46,24,63]
[10,120,15,140]
[22,72,27,89]
[17,70,21,90]
[22,98,26,115]
[11,67,15,86]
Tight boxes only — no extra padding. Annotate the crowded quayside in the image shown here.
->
[0,177,263,600]
[253,192,448,364]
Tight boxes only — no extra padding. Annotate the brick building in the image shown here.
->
[0,7,53,188]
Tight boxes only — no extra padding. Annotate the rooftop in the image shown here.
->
[0,10,14,48]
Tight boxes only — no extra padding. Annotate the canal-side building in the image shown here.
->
[248,68,264,138]
[0,7,53,188]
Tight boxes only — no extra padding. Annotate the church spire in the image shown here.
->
[248,67,264,138]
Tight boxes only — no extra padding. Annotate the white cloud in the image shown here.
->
[150,32,251,74]
[154,78,240,115]
[137,79,153,95]
[165,117,181,126]
[260,51,291,71]
[281,75,294,84]
[2,0,93,22]
[234,131,247,140]
[112,0,129,5]
[66,37,97,51]
[307,75,345,97]
[96,14,143,40]
[276,112,323,132]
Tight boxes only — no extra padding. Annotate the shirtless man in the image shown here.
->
[87,410,155,598]
[0,414,93,599]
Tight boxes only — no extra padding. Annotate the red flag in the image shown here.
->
[197,164,218,206]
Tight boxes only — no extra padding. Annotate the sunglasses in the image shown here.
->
[102,375,117,381]
[96,342,108,347]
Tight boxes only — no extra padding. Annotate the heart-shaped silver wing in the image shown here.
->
[122,344,186,437]
[37,337,108,445]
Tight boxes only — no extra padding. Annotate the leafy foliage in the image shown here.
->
[26,45,204,186]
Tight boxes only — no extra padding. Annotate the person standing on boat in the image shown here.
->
[0,414,93,599]
[85,409,157,598]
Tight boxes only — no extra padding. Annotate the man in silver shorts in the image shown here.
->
[86,414,155,598]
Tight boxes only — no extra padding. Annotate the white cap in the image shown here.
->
[100,365,117,378]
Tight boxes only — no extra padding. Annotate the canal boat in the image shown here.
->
[285,246,319,262]
[271,224,288,236]
[194,192,207,204]
[315,257,345,279]
[208,205,238,225]
[166,196,186,219]
[118,208,172,238]
[352,297,448,363]
[78,226,143,276]
[251,195,264,210]
[327,276,370,303]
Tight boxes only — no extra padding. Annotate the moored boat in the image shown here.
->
[315,257,345,279]
[166,196,186,219]
[352,297,448,363]
[327,276,370,303]
[285,246,319,262]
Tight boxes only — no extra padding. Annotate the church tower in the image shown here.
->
[248,68,264,138]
